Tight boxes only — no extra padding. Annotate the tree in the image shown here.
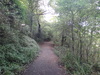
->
[50,0,100,62]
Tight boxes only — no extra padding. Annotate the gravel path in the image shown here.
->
[22,42,67,75]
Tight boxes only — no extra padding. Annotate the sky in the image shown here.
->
[39,0,57,22]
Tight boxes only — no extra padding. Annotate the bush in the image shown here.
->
[0,31,39,75]
[54,46,100,75]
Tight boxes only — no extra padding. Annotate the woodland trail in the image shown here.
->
[22,42,67,75]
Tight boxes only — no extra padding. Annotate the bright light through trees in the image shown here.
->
[39,0,58,22]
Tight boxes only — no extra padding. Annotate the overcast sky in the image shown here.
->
[39,0,58,22]
[39,0,55,14]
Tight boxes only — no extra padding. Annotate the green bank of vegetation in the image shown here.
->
[0,0,41,75]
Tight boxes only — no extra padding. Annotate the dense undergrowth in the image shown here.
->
[0,25,39,75]
[54,46,100,75]
[0,0,41,75]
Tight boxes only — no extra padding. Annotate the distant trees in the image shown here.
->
[27,0,39,37]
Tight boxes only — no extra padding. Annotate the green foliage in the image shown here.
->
[0,29,39,75]
[0,0,40,75]
[54,46,100,75]
[3,70,14,75]
[50,0,100,74]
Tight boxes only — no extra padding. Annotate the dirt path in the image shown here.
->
[22,42,67,75]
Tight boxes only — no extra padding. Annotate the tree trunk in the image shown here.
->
[30,14,33,37]
[61,35,64,46]
[37,19,41,38]
[71,11,75,54]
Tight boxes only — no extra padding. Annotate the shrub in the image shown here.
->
[54,46,100,75]
[0,33,39,75]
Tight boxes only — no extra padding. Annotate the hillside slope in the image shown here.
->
[0,27,39,75]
